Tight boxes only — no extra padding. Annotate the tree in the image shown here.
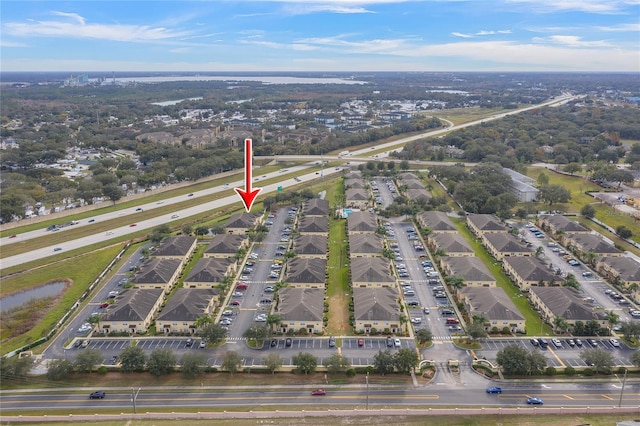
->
[194,315,212,330]
[400,160,410,171]
[630,350,640,367]
[292,352,317,374]
[182,225,193,235]
[415,328,433,344]
[264,353,283,374]
[394,348,419,375]
[147,349,177,377]
[580,204,596,219]
[74,348,103,373]
[616,225,633,239]
[47,359,74,381]
[619,321,640,341]
[222,351,242,374]
[605,311,619,330]
[563,163,582,175]
[102,184,124,205]
[468,323,488,340]
[323,353,351,374]
[553,316,569,334]
[538,184,571,205]
[200,323,228,344]
[374,350,395,375]
[0,356,32,382]
[580,348,613,374]
[537,173,549,186]
[243,324,270,341]
[180,353,207,379]
[496,345,546,376]
[0,194,25,223]
[563,274,580,290]
[119,345,147,373]
[195,226,210,236]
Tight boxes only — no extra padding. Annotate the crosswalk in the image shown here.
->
[431,335,452,341]
[226,337,248,341]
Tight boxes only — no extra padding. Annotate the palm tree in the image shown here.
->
[605,311,619,330]
[472,314,487,326]
[553,316,569,334]
[194,315,212,332]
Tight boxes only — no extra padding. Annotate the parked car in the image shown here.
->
[89,391,106,399]
[575,339,583,347]
[358,338,364,347]
[199,340,206,349]
[386,336,394,347]
[311,388,326,396]
[394,338,401,348]
[610,338,620,347]
[526,397,544,405]
[186,338,193,347]
[285,337,292,347]
[329,336,336,347]
[486,386,502,394]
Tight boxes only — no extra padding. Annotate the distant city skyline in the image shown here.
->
[1,0,639,72]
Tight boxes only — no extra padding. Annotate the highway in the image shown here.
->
[0,93,577,270]
[1,383,638,411]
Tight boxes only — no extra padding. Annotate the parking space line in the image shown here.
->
[547,347,566,368]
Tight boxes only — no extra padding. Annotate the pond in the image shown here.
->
[0,281,67,313]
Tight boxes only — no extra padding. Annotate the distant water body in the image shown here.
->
[115,75,368,85]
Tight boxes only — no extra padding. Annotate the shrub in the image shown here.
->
[346,369,356,377]
[97,366,108,375]
[564,366,576,376]
[583,368,594,376]
[545,366,556,376]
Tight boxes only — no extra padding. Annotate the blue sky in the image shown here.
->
[1,0,639,72]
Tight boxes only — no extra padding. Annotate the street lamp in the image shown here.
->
[131,387,141,414]
[366,371,369,410]
[615,368,627,408]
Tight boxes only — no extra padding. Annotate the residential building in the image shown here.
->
[351,257,395,287]
[458,287,526,333]
[99,289,164,334]
[132,258,182,293]
[284,258,327,288]
[298,216,329,235]
[347,211,378,234]
[277,288,325,334]
[353,287,401,334]
[293,235,329,258]
[502,256,560,291]
[427,232,474,256]
[439,256,496,287]
[416,211,457,233]
[466,214,508,237]
[184,258,235,287]
[349,233,383,258]
[204,234,249,258]
[156,289,218,334]
[529,287,606,328]
[482,233,534,260]
[225,213,262,234]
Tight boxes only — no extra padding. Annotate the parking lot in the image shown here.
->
[476,337,636,368]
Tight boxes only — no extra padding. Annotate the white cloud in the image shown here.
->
[4,11,191,42]
[596,23,640,32]
[451,32,473,38]
[534,35,612,47]
[506,0,640,14]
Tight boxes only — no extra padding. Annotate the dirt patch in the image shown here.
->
[326,294,351,335]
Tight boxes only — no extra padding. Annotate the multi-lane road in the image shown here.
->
[0,93,577,271]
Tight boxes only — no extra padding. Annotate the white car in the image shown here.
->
[610,338,620,347]
[77,323,92,333]
[255,316,267,322]
[411,318,422,324]
[171,214,179,219]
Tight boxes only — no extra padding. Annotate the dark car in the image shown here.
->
[530,338,539,347]
[311,388,326,396]
[386,336,394,347]
[329,336,336,347]
[89,391,106,399]
[270,339,277,347]
[486,386,502,394]
[526,397,543,405]
[285,337,292,347]
[186,338,193,347]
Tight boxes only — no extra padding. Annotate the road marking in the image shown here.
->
[601,394,613,400]
[546,346,566,368]
[563,394,574,400]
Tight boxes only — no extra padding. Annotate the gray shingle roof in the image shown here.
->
[286,258,327,284]
[133,258,182,284]
[459,287,525,321]
[278,288,325,322]
[184,258,234,283]
[351,257,394,283]
[153,235,196,257]
[353,287,400,322]
[102,288,164,322]
[156,288,218,322]
[293,235,328,255]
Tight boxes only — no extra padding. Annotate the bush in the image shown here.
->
[545,366,556,376]
[346,368,356,377]
[97,366,108,375]
[583,368,594,376]
[564,366,576,376]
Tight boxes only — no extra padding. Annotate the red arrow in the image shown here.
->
[235,138,262,212]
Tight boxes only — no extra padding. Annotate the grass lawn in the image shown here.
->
[525,166,640,249]
[1,244,127,354]
[450,217,554,336]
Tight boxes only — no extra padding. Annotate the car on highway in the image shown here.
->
[53,247,62,252]
[171,214,179,219]
[486,386,502,394]
[188,193,194,196]
[130,223,137,227]
[526,397,543,405]
[311,389,326,396]
[105,231,114,235]
[135,207,143,211]
[89,391,106,399]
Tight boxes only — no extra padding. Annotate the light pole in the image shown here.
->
[366,371,369,410]
[616,368,627,408]
[131,387,141,414]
